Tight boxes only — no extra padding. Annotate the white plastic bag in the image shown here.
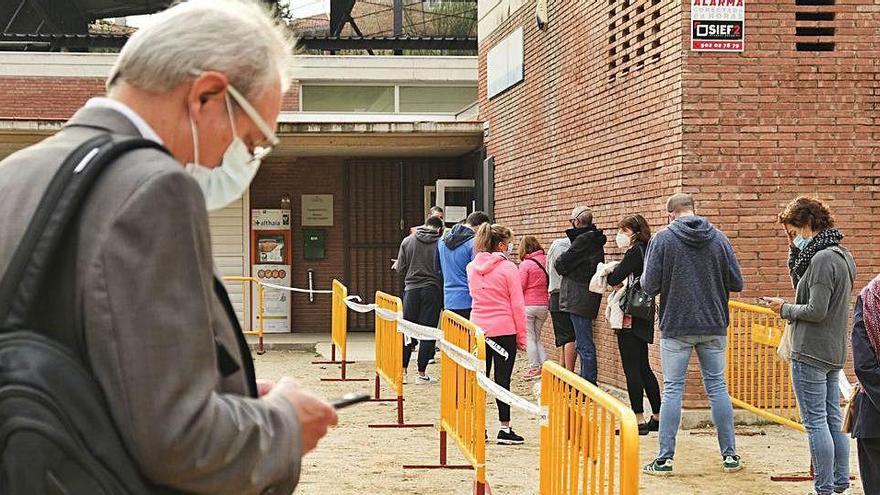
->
[776,323,793,362]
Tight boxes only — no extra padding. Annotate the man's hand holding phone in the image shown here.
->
[757,296,785,315]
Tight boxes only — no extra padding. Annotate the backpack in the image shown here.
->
[0,135,186,494]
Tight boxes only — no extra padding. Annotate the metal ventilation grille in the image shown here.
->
[795,0,835,51]
[607,0,663,82]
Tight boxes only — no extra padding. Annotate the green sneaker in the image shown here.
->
[643,458,673,476]
[722,455,743,473]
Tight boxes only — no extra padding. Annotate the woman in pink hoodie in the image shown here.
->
[468,223,527,445]
[518,236,550,380]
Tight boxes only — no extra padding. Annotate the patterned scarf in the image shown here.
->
[861,274,880,353]
[789,228,844,279]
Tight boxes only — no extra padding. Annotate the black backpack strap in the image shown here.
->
[0,135,168,330]
[526,257,549,282]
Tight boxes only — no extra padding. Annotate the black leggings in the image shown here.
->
[402,286,442,373]
[485,334,518,423]
[616,330,661,415]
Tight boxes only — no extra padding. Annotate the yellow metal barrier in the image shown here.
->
[222,276,264,354]
[727,301,804,432]
[404,310,488,494]
[313,280,368,382]
[368,291,431,428]
[540,361,640,495]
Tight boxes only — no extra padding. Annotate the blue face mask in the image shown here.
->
[793,234,812,250]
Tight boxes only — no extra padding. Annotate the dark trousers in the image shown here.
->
[485,334,518,423]
[449,308,471,319]
[402,285,442,373]
[616,330,662,415]
[858,437,880,493]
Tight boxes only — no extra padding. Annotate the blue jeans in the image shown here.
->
[791,360,850,495]
[658,335,736,461]
[569,314,597,384]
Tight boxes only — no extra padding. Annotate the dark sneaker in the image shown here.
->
[497,428,524,445]
[643,458,673,476]
[722,455,743,473]
[639,418,660,436]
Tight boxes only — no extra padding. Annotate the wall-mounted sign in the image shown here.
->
[301,194,334,226]
[252,209,291,230]
[691,0,745,52]
[486,27,524,99]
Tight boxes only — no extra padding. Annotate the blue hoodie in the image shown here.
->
[437,224,476,310]
[642,216,744,338]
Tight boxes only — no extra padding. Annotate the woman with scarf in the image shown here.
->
[851,275,880,492]
[764,197,856,495]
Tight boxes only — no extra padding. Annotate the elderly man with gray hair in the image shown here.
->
[0,1,336,494]
[640,193,744,477]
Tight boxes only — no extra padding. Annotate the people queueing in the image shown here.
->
[606,214,662,436]
[852,273,880,494]
[394,215,445,384]
[437,211,491,319]
[468,223,528,444]
[546,233,577,371]
[765,197,855,495]
[641,193,744,476]
[518,236,550,380]
[554,206,607,385]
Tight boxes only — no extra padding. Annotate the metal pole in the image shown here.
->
[393,0,403,55]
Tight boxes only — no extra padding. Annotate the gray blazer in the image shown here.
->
[0,106,302,494]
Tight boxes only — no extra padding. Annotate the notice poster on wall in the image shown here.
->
[691,0,745,52]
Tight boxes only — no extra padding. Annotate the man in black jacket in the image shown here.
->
[554,206,607,384]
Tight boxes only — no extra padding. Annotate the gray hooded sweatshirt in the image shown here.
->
[395,226,443,291]
[642,216,744,338]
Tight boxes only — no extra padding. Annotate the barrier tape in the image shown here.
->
[260,281,334,294]
[484,338,509,360]
[342,294,542,419]
[343,295,378,313]
[476,372,546,420]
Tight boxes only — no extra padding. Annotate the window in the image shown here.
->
[399,86,478,113]
[301,85,395,113]
[794,0,835,52]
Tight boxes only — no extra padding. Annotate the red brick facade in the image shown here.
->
[249,158,346,333]
[0,76,300,120]
[479,0,879,404]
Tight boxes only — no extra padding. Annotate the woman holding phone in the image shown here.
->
[762,197,856,495]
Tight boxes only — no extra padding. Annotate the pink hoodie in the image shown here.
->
[519,250,549,307]
[467,252,527,347]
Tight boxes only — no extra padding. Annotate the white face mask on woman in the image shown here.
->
[615,231,632,249]
[186,83,278,212]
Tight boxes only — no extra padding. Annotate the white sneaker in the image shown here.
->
[415,374,435,384]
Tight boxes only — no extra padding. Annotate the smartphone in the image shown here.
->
[331,393,371,410]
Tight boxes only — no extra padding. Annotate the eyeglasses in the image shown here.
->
[190,70,279,161]
[226,84,279,161]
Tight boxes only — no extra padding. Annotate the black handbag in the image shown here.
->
[619,245,656,322]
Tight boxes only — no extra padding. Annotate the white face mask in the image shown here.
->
[506,242,514,256]
[615,231,632,249]
[186,84,277,212]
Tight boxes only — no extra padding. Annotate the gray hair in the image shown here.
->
[666,193,696,214]
[108,0,295,98]
[570,206,593,226]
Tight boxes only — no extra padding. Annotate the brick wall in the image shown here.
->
[0,76,300,120]
[249,158,345,333]
[679,0,880,382]
[479,0,687,402]
[480,0,879,407]
[0,77,105,120]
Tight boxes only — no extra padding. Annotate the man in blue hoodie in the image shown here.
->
[641,193,745,477]
[437,211,491,318]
